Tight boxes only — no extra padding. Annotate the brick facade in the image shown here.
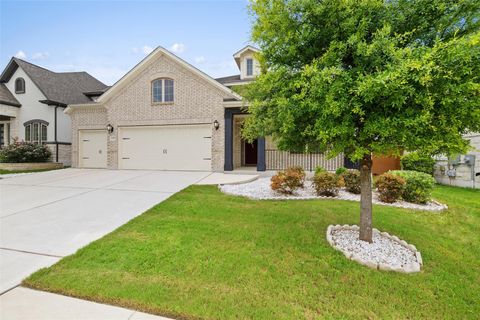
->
[68,52,232,171]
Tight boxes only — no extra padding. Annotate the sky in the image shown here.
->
[0,0,254,85]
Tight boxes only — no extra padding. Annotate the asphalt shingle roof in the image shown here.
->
[0,58,108,105]
[0,83,21,107]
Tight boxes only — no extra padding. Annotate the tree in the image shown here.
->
[242,0,480,242]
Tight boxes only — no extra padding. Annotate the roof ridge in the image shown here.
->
[13,57,55,74]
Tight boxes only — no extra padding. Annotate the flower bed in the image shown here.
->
[220,177,447,211]
[326,225,422,273]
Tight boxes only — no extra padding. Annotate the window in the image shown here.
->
[246,58,253,76]
[15,77,25,93]
[152,78,174,103]
[24,120,48,143]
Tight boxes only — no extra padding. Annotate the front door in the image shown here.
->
[244,139,258,166]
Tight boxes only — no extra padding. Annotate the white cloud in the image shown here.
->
[14,50,27,59]
[169,43,186,54]
[132,45,154,55]
[194,56,206,64]
[32,52,50,60]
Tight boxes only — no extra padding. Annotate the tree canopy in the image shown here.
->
[243,0,480,160]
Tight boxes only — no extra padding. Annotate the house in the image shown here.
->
[0,58,108,165]
[433,133,480,189]
[65,45,347,172]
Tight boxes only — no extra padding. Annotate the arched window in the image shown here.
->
[24,120,48,143]
[152,78,174,103]
[15,77,25,94]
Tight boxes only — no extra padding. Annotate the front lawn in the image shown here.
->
[25,185,480,319]
[0,167,64,175]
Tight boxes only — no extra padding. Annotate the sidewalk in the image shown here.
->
[0,287,172,320]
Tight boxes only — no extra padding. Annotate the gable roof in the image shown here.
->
[233,45,260,69]
[96,46,241,104]
[0,58,108,106]
[215,74,254,87]
[0,83,21,107]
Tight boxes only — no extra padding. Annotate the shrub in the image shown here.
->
[342,169,361,194]
[271,166,306,194]
[401,152,435,175]
[376,173,405,203]
[0,140,51,163]
[390,170,436,204]
[335,166,347,176]
[314,166,326,175]
[312,172,340,197]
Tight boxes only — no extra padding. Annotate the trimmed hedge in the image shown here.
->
[271,166,306,194]
[313,172,340,197]
[0,140,51,163]
[342,169,361,194]
[401,152,435,175]
[376,173,405,203]
[390,170,436,204]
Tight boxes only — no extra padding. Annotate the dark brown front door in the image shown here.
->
[244,139,258,166]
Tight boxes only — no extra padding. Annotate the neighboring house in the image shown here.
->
[434,133,480,189]
[65,45,345,172]
[0,58,108,165]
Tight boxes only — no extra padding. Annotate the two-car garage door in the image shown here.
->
[118,124,211,171]
[78,124,212,170]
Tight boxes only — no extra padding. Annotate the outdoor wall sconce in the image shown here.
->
[107,124,114,134]
[213,120,220,130]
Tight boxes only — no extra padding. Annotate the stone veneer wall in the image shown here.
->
[46,143,72,166]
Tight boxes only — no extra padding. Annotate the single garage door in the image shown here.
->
[118,124,211,171]
[78,130,108,168]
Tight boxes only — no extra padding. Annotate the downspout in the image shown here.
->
[54,106,59,162]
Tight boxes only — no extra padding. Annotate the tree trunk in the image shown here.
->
[359,154,373,243]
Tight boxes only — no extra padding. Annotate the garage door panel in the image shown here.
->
[79,130,107,168]
[119,125,211,171]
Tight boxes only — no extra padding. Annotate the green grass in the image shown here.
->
[0,167,64,175]
[25,185,480,319]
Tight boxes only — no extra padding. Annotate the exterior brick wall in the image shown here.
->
[68,53,231,171]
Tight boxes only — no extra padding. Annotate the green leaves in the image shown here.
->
[244,0,479,161]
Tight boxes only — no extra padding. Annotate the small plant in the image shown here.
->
[376,173,405,203]
[401,152,435,175]
[0,139,51,163]
[312,172,340,197]
[314,166,326,175]
[342,169,361,194]
[335,167,347,176]
[390,170,436,204]
[271,166,306,194]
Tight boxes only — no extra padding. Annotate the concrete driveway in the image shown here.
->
[0,168,210,294]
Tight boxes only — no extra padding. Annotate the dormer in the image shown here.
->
[233,45,260,80]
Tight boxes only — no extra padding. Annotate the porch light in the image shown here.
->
[213,120,220,130]
[107,124,114,134]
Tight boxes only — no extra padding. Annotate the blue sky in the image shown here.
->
[0,0,253,85]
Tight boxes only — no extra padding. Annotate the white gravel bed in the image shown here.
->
[326,225,422,273]
[220,177,447,212]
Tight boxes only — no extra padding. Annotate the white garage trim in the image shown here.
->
[78,130,107,168]
[118,124,212,171]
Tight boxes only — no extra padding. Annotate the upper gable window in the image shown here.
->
[246,59,253,76]
[15,77,25,94]
[152,78,174,104]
